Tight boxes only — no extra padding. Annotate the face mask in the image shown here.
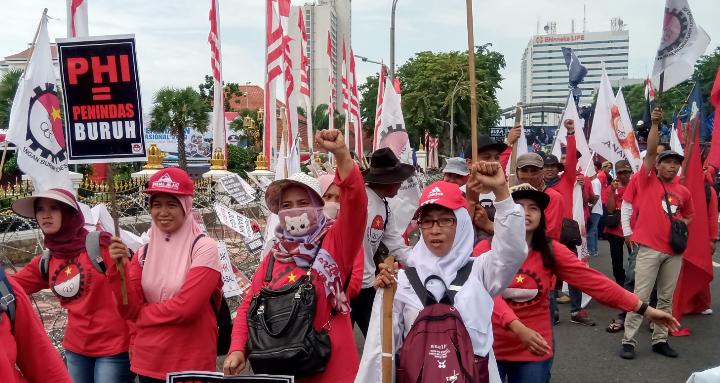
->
[278,207,321,237]
[323,202,340,220]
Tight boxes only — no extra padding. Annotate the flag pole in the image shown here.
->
[465,0,477,164]
[381,255,396,383]
[106,164,128,305]
[0,8,47,177]
[509,102,522,187]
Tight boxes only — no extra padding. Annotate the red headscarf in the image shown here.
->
[40,189,110,259]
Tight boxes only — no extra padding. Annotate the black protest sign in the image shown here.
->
[166,372,293,383]
[56,35,146,164]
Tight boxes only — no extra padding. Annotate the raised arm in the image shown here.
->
[644,108,663,173]
[470,161,528,297]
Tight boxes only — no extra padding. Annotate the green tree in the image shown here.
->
[149,87,210,171]
[309,104,345,131]
[228,108,263,147]
[0,69,23,128]
[198,75,243,112]
[358,46,506,156]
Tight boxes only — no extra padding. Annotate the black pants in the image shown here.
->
[350,287,377,338]
[607,234,627,286]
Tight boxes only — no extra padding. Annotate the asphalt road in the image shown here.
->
[352,239,720,382]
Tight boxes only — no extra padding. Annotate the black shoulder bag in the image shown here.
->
[659,180,688,254]
[246,253,350,378]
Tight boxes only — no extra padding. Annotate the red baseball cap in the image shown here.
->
[413,181,468,219]
[143,168,194,196]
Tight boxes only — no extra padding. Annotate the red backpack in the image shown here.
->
[398,263,489,383]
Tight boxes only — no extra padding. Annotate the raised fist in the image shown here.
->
[315,130,348,155]
[563,119,575,134]
[651,108,663,124]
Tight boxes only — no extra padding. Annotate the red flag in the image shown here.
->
[298,11,310,98]
[707,66,720,169]
[349,48,363,156]
[672,120,714,325]
[341,36,349,111]
[373,62,385,151]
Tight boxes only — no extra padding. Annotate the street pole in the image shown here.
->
[390,0,399,80]
[245,82,250,109]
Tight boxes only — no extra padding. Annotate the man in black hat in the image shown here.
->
[353,148,415,337]
[619,108,695,360]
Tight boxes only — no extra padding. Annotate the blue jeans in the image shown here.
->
[567,246,583,313]
[497,358,553,383]
[65,350,135,383]
[586,213,602,255]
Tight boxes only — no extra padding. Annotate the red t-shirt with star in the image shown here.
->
[230,164,367,383]
[474,240,638,362]
[12,246,130,357]
[624,168,695,255]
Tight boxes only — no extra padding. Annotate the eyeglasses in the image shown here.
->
[418,217,456,229]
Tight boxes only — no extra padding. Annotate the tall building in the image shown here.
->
[289,0,352,115]
[520,28,636,125]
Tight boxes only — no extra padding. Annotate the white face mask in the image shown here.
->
[323,202,340,220]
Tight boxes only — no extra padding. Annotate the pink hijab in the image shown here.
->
[141,194,221,303]
[317,174,336,196]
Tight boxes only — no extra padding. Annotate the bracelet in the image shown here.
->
[637,302,649,315]
[566,132,575,136]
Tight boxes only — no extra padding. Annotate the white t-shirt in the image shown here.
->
[591,178,603,215]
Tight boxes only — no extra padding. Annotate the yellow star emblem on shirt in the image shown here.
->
[288,273,297,282]
[51,106,61,121]
[65,266,72,275]
[515,275,525,283]
[375,219,381,226]
[667,197,673,203]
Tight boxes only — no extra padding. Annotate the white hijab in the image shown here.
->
[396,206,495,356]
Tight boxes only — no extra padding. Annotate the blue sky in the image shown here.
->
[2,0,718,115]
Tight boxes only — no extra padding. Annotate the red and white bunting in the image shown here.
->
[67,0,89,38]
[298,10,313,154]
[373,62,385,151]
[349,48,362,157]
[209,0,225,156]
[264,0,283,170]
[327,30,335,130]
[341,36,350,146]
[278,0,299,160]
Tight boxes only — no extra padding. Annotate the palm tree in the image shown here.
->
[311,104,345,131]
[149,87,210,171]
[0,69,23,128]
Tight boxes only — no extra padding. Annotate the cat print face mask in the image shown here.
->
[278,207,321,236]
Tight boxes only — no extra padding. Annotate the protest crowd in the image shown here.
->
[2,0,720,383]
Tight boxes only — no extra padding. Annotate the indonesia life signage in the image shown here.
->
[56,35,146,163]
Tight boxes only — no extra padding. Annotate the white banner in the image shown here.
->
[552,94,595,176]
[216,241,242,297]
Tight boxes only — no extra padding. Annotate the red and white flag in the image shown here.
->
[67,0,88,37]
[326,30,335,131]
[264,0,283,171]
[298,10,313,155]
[209,0,225,157]
[373,63,385,151]
[277,0,299,174]
[341,36,350,146]
[349,48,363,157]
[651,0,710,90]
[8,14,72,193]
[645,77,655,101]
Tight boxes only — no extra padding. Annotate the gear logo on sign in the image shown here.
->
[657,7,692,58]
[25,83,67,164]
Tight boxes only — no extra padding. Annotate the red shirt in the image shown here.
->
[107,240,222,379]
[624,168,695,255]
[546,135,578,220]
[601,184,627,237]
[0,276,72,383]
[231,164,367,383]
[473,240,638,362]
[597,171,607,187]
[583,176,593,220]
[622,175,641,231]
[544,187,564,241]
[12,246,130,357]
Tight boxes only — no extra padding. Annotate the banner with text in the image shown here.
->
[57,35,146,163]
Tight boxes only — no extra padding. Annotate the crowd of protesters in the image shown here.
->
[2,110,716,383]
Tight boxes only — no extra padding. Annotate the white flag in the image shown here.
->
[506,108,528,176]
[67,0,89,37]
[553,94,595,176]
[588,66,643,172]
[7,15,73,193]
[651,0,711,90]
[376,77,421,232]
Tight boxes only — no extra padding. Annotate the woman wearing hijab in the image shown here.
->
[317,174,364,300]
[476,184,680,383]
[223,130,367,382]
[11,189,134,383]
[366,162,528,383]
[107,168,222,383]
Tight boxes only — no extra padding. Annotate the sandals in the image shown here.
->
[606,320,624,333]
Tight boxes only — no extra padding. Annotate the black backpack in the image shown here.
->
[0,266,17,334]
[138,234,233,356]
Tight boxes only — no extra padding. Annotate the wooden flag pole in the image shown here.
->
[106,164,128,305]
[381,255,396,383]
[465,0,477,164]
[681,119,698,185]
[0,9,47,177]
[508,102,523,187]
